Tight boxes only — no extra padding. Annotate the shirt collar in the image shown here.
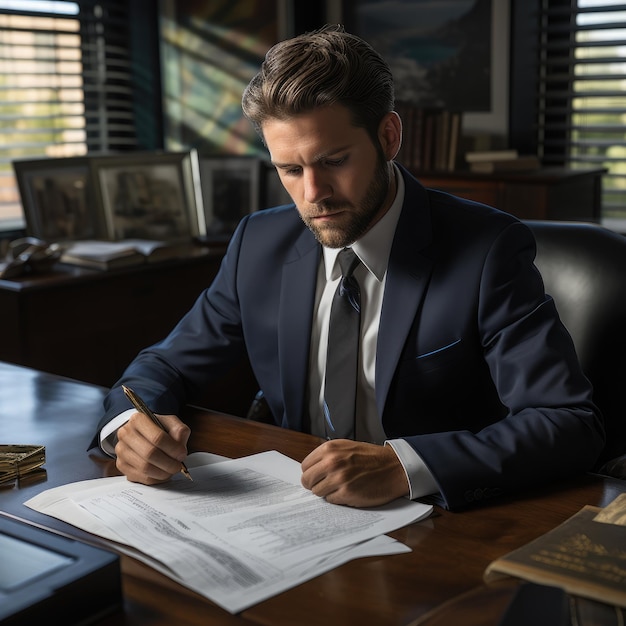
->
[323,163,405,282]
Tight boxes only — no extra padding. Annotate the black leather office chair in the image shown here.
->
[526,220,626,477]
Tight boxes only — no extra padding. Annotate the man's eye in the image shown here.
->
[326,157,347,167]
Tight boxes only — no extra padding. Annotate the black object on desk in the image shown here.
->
[0,515,122,625]
[497,583,570,626]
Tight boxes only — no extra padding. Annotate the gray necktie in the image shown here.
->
[323,248,361,439]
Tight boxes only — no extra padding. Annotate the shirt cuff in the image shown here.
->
[99,409,135,457]
[385,439,439,500]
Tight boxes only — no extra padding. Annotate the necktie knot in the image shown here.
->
[338,248,359,279]
[337,248,361,313]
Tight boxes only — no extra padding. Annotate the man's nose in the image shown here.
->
[303,169,332,205]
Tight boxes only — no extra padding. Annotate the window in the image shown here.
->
[538,0,626,228]
[0,0,140,234]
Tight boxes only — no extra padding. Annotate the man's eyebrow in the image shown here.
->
[272,146,352,168]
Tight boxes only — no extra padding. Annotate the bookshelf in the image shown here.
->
[396,104,462,173]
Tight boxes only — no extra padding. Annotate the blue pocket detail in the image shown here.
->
[416,338,461,360]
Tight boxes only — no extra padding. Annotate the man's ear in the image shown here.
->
[378,111,402,161]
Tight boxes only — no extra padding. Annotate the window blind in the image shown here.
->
[538,0,626,221]
[0,0,138,232]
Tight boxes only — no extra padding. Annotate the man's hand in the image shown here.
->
[115,411,190,484]
[301,440,409,507]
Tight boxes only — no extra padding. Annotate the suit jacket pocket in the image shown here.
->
[397,338,462,377]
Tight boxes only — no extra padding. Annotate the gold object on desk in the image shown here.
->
[122,385,193,481]
[0,444,45,484]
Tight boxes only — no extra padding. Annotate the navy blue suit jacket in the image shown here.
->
[97,165,604,510]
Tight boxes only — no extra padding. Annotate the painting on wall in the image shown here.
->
[343,0,492,112]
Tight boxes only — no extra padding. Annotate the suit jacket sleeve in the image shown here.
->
[389,198,605,510]
[92,204,317,445]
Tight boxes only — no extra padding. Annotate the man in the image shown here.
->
[93,25,604,511]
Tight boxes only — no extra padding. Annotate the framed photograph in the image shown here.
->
[91,151,203,241]
[12,156,104,242]
[198,156,261,240]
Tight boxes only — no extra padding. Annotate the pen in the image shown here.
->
[122,385,193,481]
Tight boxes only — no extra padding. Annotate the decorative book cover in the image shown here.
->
[0,444,45,483]
[484,499,626,608]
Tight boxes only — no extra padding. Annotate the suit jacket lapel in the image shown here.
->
[376,172,434,418]
[275,168,435,429]
[278,228,320,431]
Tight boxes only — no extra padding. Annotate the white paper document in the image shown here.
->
[25,450,432,613]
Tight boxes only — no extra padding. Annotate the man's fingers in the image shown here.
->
[115,412,188,484]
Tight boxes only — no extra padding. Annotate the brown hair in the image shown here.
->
[241,25,394,144]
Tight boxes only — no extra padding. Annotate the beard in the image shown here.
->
[299,155,391,249]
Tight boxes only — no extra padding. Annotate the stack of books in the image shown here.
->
[465,149,541,173]
[395,103,462,173]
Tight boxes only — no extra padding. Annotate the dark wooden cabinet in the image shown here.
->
[417,167,605,221]
[0,246,258,417]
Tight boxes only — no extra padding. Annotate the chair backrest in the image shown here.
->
[525,220,626,466]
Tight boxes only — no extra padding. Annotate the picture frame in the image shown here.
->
[340,0,510,138]
[198,156,261,240]
[342,0,492,111]
[12,156,104,242]
[91,150,203,242]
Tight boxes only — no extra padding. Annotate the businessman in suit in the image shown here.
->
[94,25,604,511]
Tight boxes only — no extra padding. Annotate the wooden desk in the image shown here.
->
[0,248,219,386]
[1,361,625,625]
[0,246,259,418]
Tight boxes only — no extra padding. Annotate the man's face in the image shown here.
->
[262,104,395,248]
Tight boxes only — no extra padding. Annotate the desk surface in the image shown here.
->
[1,360,625,625]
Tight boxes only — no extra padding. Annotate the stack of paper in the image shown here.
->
[465,149,541,173]
[25,450,433,613]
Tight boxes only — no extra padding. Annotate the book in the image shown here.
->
[395,103,461,173]
[60,239,187,270]
[484,496,626,608]
[469,155,541,173]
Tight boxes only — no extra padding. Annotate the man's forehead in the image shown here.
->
[261,109,368,161]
